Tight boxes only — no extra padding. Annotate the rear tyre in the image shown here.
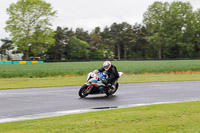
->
[106,82,119,96]
[111,82,119,94]
[79,84,89,98]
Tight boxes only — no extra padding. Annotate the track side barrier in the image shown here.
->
[0,61,44,64]
[19,61,26,64]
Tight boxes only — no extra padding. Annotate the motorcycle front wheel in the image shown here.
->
[79,84,89,98]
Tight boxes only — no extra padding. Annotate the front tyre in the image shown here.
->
[79,84,89,98]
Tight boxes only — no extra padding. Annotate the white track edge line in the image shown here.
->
[0,99,199,123]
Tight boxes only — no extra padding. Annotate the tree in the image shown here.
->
[75,28,90,42]
[120,22,135,60]
[108,22,136,60]
[101,26,115,59]
[66,36,89,60]
[165,2,195,58]
[46,26,68,60]
[143,1,197,59]
[143,2,169,59]
[5,0,57,60]
[31,25,55,57]
[193,9,200,58]
[130,23,148,59]
[0,38,14,60]
[109,22,125,60]
[88,27,104,59]
[88,27,113,60]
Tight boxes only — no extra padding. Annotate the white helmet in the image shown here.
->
[103,61,111,71]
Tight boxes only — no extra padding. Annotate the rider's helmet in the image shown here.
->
[103,61,111,71]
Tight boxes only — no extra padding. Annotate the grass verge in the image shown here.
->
[0,101,200,133]
[0,73,200,90]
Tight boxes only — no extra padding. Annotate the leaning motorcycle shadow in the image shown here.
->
[80,95,117,100]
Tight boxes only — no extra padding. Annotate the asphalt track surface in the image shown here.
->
[0,81,200,122]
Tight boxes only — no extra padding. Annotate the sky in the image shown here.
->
[0,0,200,45]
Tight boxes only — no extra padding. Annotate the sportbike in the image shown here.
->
[79,71,123,98]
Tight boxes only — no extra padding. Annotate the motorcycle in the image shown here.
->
[79,71,123,98]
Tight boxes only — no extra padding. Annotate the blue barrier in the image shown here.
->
[26,61,32,64]
[4,61,12,64]
[38,61,44,63]
[12,61,19,64]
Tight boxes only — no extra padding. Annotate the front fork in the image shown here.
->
[85,83,93,93]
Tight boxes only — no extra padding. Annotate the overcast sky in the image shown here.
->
[0,0,199,45]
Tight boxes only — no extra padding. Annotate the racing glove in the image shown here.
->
[102,79,107,85]
[93,70,99,74]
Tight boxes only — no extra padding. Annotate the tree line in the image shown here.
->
[0,0,200,61]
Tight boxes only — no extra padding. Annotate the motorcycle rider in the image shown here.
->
[95,61,119,93]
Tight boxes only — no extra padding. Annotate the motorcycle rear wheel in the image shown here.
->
[106,82,119,96]
[79,84,89,98]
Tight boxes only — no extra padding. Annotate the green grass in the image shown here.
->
[0,74,200,89]
[0,101,200,133]
[0,60,200,78]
